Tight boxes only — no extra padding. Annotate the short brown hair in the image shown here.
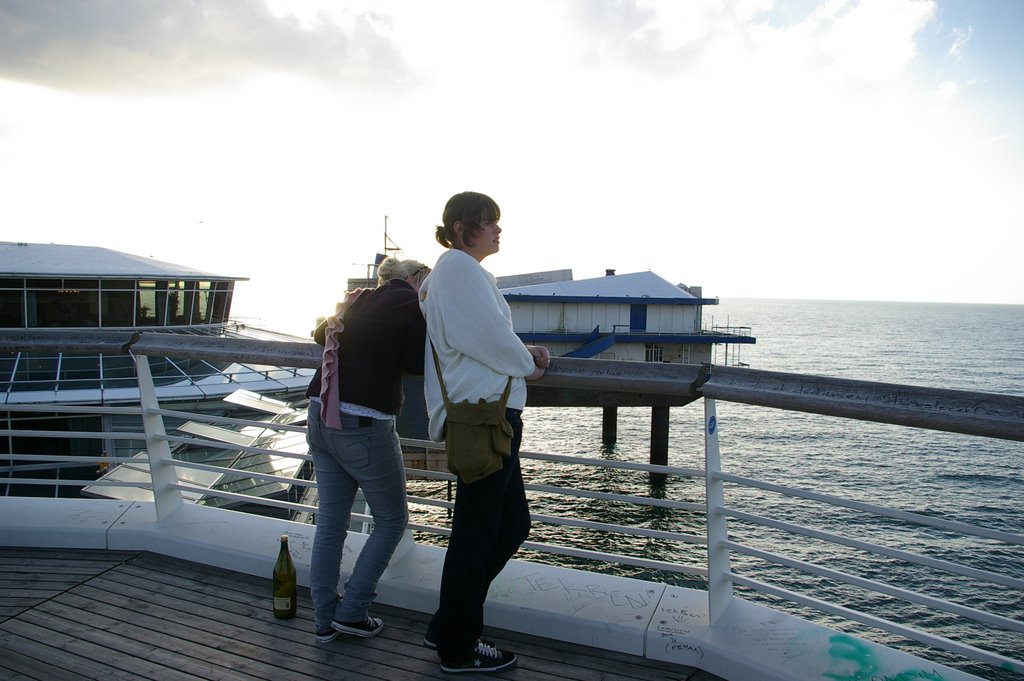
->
[434,192,501,249]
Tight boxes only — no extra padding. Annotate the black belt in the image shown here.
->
[339,414,377,427]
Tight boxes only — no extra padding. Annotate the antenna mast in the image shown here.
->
[354,215,404,287]
[383,215,401,257]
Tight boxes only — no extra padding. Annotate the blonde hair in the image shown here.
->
[377,256,430,285]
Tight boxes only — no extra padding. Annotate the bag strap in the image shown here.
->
[430,341,512,410]
[430,343,454,410]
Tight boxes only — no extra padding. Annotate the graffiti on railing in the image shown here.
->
[495,570,658,611]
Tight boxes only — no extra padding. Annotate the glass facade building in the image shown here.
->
[0,242,314,505]
[0,276,234,329]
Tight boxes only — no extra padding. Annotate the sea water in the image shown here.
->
[415,299,1023,680]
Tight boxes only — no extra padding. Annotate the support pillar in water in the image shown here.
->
[601,406,618,444]
[650,406,669,481]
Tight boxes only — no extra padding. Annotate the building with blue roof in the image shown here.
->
[499,269,754,365]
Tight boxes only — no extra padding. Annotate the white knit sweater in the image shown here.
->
[419,249,536,442]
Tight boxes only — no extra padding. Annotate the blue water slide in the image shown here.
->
[564,328,616,358]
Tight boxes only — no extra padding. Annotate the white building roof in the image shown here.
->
[0,241,243,280]
[495,269,573,289]
[501,271,697,299]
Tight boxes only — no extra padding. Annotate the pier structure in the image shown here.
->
[498,268,754,459]
[1,330,1022,680]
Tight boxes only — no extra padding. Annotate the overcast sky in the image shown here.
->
[1,0,1021,335]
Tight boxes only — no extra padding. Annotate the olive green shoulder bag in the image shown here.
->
[431,346,513,484]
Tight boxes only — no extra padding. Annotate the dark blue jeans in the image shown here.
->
[434,409,531,661]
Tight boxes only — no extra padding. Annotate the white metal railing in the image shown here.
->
[700,397,1022,675]
[0,332,1022,679]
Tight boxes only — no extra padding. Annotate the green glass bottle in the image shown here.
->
[272,534,297,619]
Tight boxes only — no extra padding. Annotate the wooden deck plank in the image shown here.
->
[0,547,721,681]
[119,555,690,679]
[113,557,610,675]
[83,571,448,680]
[1,618,208,681]
[35,593,295,681]
[52,586,442,681]
[0,548,138,621]
[0,643,86,681]
[104,563,663,681]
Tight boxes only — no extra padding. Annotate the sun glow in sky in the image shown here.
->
[1,0,1022,336]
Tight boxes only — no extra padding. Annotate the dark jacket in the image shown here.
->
[305,279,426,416]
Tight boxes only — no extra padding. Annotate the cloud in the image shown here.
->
[947,24,972,62]
[794,0,938,82]
[0,0,411,93]
[565,0,761,73]
[561,0,938,90]
[935,79,958,98]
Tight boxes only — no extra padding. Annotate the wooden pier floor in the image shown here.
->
[0,547,725,680]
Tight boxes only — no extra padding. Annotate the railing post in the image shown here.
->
[704,397,733,622]
[134,353,184,519]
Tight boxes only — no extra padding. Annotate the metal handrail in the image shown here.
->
[702,364,1024,441]
[718,472,1024,546]
[7,329,1023,439]
[725,541,1024,632]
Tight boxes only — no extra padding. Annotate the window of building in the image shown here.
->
[210,281,232,324]
[0,276,236,329]
[137,280,164,326]
[167,281,194,325]
[100,355,139,389]
[58,355,103,390]
[56,280,99,327]
[193,281,212,324]
[1,412,102,494]
[23,280,59,328]
[11,354,58,391]
[0,290,23,327]
[645,344,663,362]
[0,355,16,383]
[101,283,135,327]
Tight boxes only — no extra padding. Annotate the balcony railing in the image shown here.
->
[0,330,1022,681]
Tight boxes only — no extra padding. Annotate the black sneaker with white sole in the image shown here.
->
[315,629,340,644]
[440,641,517,674]
[330,615,384,638]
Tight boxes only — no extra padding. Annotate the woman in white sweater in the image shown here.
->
[419,191,550,674]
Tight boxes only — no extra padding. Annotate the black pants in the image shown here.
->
[434,409,531,661]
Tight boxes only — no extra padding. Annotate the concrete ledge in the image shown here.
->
[647,586,981,681]
[0,498,985,680]
[378,536,665,656]
[0,497,132,549]
[106,501,319,580]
